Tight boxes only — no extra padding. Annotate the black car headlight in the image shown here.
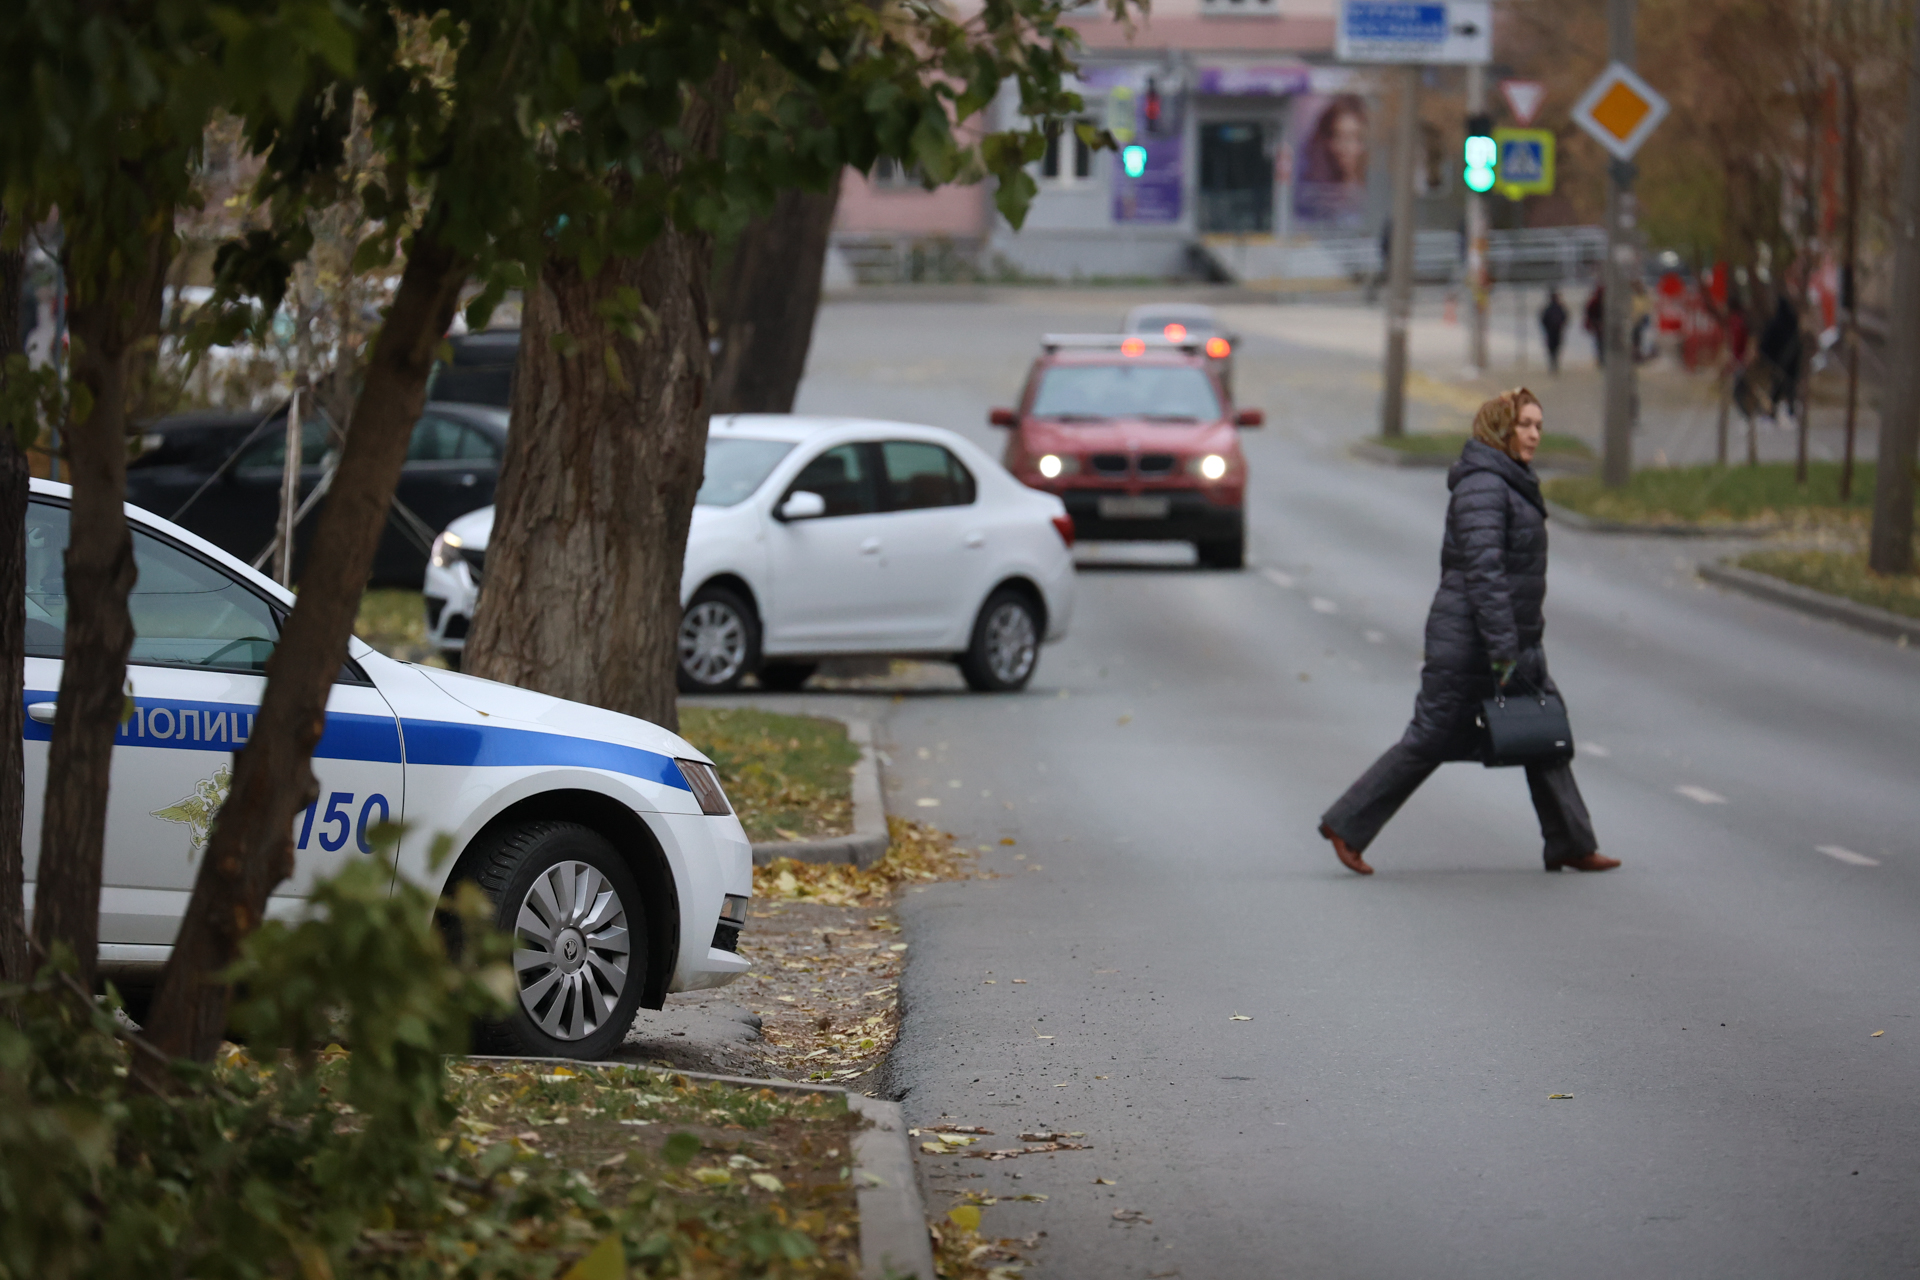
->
[676,758,732,815]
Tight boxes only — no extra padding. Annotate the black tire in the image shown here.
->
[466,821,649,1060]
[1195,536,1245,569]
[677,584,760,692]
[959,588,1042,692]
[755,661,817,692]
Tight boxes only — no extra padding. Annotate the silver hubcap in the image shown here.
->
[513,860,631,1041]
[680,601,747,685]
[984,601,1037,684]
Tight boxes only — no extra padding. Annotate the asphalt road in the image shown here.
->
[785,295,1920,1278]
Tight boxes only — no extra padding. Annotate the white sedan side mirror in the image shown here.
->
[778,490,827,521]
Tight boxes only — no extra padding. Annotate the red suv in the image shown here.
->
[990,335,1262,568]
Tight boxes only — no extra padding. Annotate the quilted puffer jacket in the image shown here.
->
[1401,439,1554,759]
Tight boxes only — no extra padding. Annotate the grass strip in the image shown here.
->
[1735,547,1920,621]
[354,587,446,665]
[680,707,861,843]
[1369,431,1593,459]
[1543,461,1896,527]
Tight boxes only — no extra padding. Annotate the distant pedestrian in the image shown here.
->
[1757,294,1802,424]
[1318,389,1617,877]
[1583,285,1605,365]
[1540,289,1568,374]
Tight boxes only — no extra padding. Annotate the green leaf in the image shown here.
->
[560,1233,628,1280]
[662,1131,701,1167]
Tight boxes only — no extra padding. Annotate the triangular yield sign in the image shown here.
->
[1501,80,1547,126]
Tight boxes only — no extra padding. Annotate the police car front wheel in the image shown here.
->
[468,821,648,1060]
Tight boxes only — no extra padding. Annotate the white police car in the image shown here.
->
[22,478,751,1060]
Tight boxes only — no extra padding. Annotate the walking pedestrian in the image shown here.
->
[1318,389,1619,876]
[1539,289,1568,374]
[1582,284,1604,366]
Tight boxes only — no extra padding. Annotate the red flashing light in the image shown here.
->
[1051,514,1076,549]
[1121,337,1146,357]
[1205,336,1231,358]
[1163,323,1187,342]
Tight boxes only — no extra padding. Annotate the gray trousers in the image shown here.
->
[1322,742,1598,865]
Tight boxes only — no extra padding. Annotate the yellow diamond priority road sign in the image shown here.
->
[1571,61,1668,161]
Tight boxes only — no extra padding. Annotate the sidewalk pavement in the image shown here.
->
[1219,289,1882,471]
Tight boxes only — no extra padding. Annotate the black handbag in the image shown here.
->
[1479,677,1575,768]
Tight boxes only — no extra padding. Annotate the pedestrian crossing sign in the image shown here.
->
[1492,128,1554,199]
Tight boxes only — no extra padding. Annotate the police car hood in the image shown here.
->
[413,666,708,766]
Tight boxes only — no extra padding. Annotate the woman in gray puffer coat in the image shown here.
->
[1318,388,1619,875]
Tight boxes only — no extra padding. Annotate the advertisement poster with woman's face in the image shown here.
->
[1292,93,1370,229]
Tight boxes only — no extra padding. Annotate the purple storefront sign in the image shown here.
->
[1082,66,1184,225]
[1194,64,1313,97]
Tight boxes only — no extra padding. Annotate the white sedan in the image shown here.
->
[424,415,1077,692]
[23,478,752,1061]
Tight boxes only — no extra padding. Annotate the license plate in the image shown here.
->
[1097,496,1171,520]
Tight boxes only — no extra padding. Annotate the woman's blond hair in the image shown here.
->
[1471,387,1542,457]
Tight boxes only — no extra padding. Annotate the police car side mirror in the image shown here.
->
[989,407,1018,427]
[1234,408,1265,428]
[778,490,827,521]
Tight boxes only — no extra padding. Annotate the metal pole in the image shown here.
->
[1601,0,1638,489]
[1868,2,1920,575]
[1382,64,1419,440]
[1467,64,1489,374]
[276,388,300,587]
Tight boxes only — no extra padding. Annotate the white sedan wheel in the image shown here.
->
[679,600,748,685]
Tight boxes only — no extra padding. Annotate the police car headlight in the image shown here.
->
[1196,454,1229,481]
[676,759,732,816]
[430,531,463,570]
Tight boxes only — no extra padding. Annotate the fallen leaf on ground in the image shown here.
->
[1230,1014,1252,1021]
[1872,1030,1885,1037]
[924,1124,995,1135]
[1094,1177,1116,1185]
[748,1172,786,1193]
[966,1141,1092,1160]
[1000,837,1017,845]
[560,1232,628,1280]
[1548,1094,1574,1100]
[948,1205,982,1232]
[1112,1208,1151,1224]
[1020,1131,1085,1141]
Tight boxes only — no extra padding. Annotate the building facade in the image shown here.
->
[829,0,1392,283]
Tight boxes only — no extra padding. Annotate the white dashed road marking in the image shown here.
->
[1310,597,1339,614]
[1262,568,1297,588]
[1675,785,1728,805]
[1582,742,1611,757]
[1817,844,1881,867]
[1363,629,1386,644]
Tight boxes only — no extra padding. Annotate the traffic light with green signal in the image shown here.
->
[1121,144,1148,178]
[1463,112,1496,193]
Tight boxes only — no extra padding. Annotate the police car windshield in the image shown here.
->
[698,437,795,507]
[1031,365,1222,422]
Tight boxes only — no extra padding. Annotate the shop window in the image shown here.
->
[1041,121,1094,185]
[872,156,924,190]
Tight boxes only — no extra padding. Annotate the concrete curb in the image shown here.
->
[1351,440,1594,474]
[751,718,890,869]
[464,1057,935,1280]
[1697,561,1920,646]
[1547,500,1781,538]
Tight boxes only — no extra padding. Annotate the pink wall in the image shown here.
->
[833,171,989,238]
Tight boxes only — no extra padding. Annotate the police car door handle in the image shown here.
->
[859,538,882,555]
[27,702,56,724]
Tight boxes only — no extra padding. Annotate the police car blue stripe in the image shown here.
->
[23,693,402,761]
[398,719,691,790]
[21,693,689,791]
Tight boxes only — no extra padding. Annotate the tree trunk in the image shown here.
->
[1870,9,1920,576]
[465,87,733,734]
[29,222,171,988]
[145,230,470,1062]
[0,235,28,985]
[709,174,842,415]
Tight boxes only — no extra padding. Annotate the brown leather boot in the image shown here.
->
[1546,852,1621,872]
[1319,823,1374,876]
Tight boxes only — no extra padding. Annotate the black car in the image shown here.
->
[126,401,509,586]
